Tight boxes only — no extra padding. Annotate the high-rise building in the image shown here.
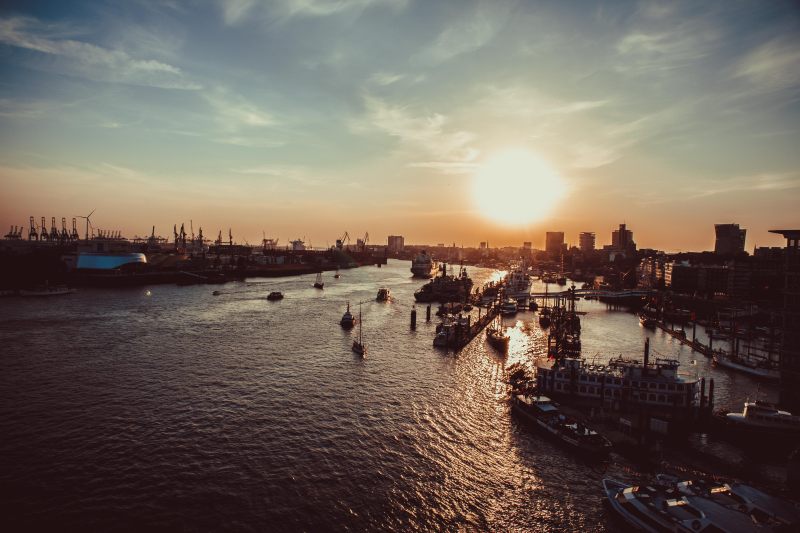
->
[545,232,564,256]
[770,229,800,412]
[387,235,404,253]
[579,232,595,252]
[714,224,746,255]
[611,223,636,251]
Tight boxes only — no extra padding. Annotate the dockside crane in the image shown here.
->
[49,217,59,241]
[28,216,38,241]
[336,231,351,250]
[70,218,79,241]
[40,217,49,241]
[60,218,69,242]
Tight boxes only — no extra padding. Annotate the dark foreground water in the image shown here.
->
[0,260,777,531]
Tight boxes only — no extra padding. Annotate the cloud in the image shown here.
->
[413,1,511,65]
[220,0,407,25]
[368,72,405,86]
[203,87,275,129]
[358,95,478,170]
[687,172,800,199]
[734,36,800,93]
[0,16,200,90]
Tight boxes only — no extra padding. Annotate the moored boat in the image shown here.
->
[718,400,800,440]
[712,352,780,381]
[500,297,517,316]
[639,313,657,328]
[511,393,611,458]
[414,262,473,303]
[18,286,76,296]
[486,317,509,352]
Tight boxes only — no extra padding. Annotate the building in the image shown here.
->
[545,231,565,257]
[770,229,800,413]
[611,223,636,252]
[387,235,405,253]
[714,224,746,255]
[664,261,698,293]
[579,232,596,253]
[637,256,665,289]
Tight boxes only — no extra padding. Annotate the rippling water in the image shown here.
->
[0,260,778,531]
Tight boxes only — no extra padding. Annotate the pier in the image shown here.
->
[434,304,500,350]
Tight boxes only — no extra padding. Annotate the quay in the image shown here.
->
[434,304,500,350]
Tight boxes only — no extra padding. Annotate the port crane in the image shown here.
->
[28,216,37,241]
[336,231,351,250]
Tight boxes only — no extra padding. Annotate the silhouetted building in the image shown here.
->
[665,261,698,292]
[770,229,800,412]
[387,235,404,253]
[579,232,595,252]
[714,223,746,255]
[545,232,565,256]
[611,223,636,252]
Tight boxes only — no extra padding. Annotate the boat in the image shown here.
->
[556,276,567,286]
[433,314,470,348]
[719,400,800,439]
[340,301,356,329]
[712,352,780,381]
[212,290,221,296]
[18,286,76,296]
[376,288,391,301]
[352,303,366,356]
[500,297,518,316]
[538,307,551,328]
[410,250,434,278]
[313,272,324,289]
[486,317,509,352]
[516,298,528,311]
[602,478,792,532]
[528,300,538,311]
[414,262,473,303]
[334,267,341,279]
[639,313,657,328]
[504,263,532,299]
[267,291,283,301]
[511,393,611,458]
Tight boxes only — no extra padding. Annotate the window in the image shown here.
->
[658,383,666,390]
[668,385,675,391]
[659,395,666,403]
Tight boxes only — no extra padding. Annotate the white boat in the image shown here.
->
[410,250,434,278]
[722,400,800,437]
[504,264,532,299]
[500,298,517,316]
[712,352,780,381]
[352,303,366,356]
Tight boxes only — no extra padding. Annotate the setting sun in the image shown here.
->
[472,148,567,226]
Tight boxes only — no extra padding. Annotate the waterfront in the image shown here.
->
[0,260,781,531]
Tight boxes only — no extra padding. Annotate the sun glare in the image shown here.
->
[472,148,566,226]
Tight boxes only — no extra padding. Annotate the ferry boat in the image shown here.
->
[602,478,796,532]
[500,297,518,316]
[410,250,434,278]
[504,264,532,299]
[720,400,800,438]
[486,317,509,352]
[340,301,356,329]
[18,286,76,296]
[535,348,703,420]
[712,352,779,381]
[266,291,283,301]
[511,393,611,458]
[414,263,473,303]
[313,272,324,289]
[376,288,391,301]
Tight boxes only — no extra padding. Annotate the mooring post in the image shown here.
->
[411,307,417,330]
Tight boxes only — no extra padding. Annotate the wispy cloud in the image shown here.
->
[413,1,512,65]
[368,72,405,86]
[687,172,800,199]
[0,16,200,90]
[220,0,407,25]
[357,95,478,171]
[203,87,274,128]
[734,36,800,94]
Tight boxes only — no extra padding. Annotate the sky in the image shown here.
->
[0,0,798,251]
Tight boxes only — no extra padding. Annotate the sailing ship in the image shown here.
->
[313,272,324,289]
[340,301,356,329]
[334,267,341,279]
[352,303,366,356]
[712,351,780,381]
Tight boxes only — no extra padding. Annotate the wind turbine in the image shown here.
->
[76,209,96,240]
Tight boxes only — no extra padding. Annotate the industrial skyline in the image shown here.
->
[1,0,798,249]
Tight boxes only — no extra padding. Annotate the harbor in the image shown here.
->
[2,258,797,531]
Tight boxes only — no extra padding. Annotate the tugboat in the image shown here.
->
[352,303,366,356]
[340,301,356,329]
[511,393,611,458]
[486,317,509,352]
[500,297,518,316]
[267,291,284,300]
[313,272,324,289]
[410,250,434,278]
[376,288,391,301]
[413,262,473,303]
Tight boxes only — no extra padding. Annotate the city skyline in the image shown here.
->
[2,0,799,250]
